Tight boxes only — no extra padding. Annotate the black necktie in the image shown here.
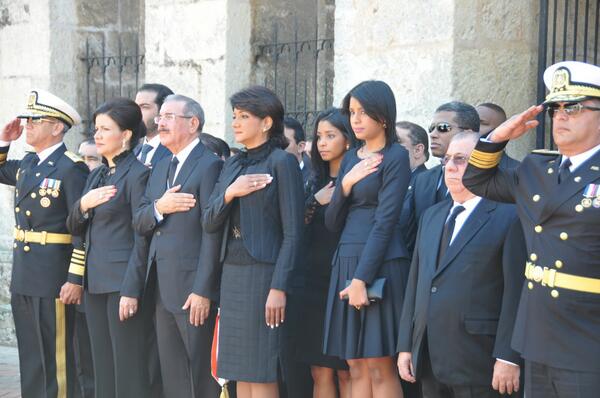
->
[167,156,179,188]
[437,205,466,268]
[558,157,572,184]
[139,144,153,164]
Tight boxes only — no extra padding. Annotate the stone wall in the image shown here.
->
[333,0,540,161]
[144,0,252,143]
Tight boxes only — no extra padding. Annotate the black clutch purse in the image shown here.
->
[342,278,386,302]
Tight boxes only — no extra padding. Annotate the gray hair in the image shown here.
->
[450,131,480,146]
[164,94,205,132]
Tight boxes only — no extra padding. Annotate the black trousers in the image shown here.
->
[73,306,94,398]
[155,287,220,398]
[12,293,77,398]
[85,291,149,398]
[525,360,600,398]
[420,343,504,398]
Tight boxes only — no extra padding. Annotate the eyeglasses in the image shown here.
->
[428,122,468,134]
[154,114,193,123]
[441,154,469,167]
[547,102,600,118]
[22,117,57,125]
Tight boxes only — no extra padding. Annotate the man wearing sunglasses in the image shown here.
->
[0,89,89,397]
[406,102,479,251]
[463,60,600,397]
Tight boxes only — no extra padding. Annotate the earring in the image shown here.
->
[383,123,387,129]
[346,144,350,150]
[122,140,127,149]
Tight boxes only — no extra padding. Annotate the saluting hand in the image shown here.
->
[488,105,543,143]
[224,174,273,204]
[1,118,24,142]
[265,289,286,329]
[119,296,139,321]
[182,293,211,327]
[155,185,196,215]
[397,352,416,383]
[80,185,117,213]
[59,282,82,305]
[341,155,382,196]
[339,278,369,310]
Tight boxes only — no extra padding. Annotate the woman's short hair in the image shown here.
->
[342,80,397,147]
[200,132,231,159]
[310,107,358,187]
[230,86,287,149]
[93,98,146,148]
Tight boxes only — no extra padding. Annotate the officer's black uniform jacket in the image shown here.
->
[0,143,88,297]
[463,139,600,372]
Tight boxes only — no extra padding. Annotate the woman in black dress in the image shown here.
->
[294,107,358,397]
[324,81,411,398]
[66,98,150,397]
[202,86,304,398]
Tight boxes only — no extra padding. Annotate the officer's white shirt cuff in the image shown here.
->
[0,140,10,147]
[153,201,164,222]
[496,358,519,367]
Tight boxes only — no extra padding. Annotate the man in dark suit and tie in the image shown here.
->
[130,94,223,397]
[398,132,526,398]
[463,60,600,397]
[284,116,312,185]
[406,102,480,251]
[134,83,174,167]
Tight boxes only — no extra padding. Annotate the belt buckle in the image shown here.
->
[17,229,25,242]
[532,266,544,283]
[40,231,47,245]
[543,267,557,288]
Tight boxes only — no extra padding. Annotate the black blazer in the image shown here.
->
[202,145,304,292]
[130,141,223,313]
[397,198,525,386]
[67,152,150,295]
[133,141,171,168]
[0,144,88,297]
[301,152,312,185]
[464,139,600,373]
[325,143,411,283]
[399,163,428,255]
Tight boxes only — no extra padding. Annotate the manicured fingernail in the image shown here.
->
[271,325,275,329]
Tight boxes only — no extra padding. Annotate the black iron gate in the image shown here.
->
[536,0,600,149]
[80,35,144,134]
[253,14,334,135]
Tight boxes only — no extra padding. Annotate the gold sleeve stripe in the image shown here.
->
[70,258,85,266]
[0,153,7,163]
[469,149,503,169]
[71,253,85,260]
[73,249,85,255]
[69,264,85,276]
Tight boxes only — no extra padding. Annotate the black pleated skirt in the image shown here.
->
[323,243,410,359]
[217,262,280,383]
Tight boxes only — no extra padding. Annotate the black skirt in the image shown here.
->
[217,262,280,383]
[323,243,410,359]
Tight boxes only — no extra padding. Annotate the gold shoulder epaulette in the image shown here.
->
[531,149,560,156]
[64,151,84,163]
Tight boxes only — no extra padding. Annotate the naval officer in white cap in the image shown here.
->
[462,61,600,397]
[0,89,89,398]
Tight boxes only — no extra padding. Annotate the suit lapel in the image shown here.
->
[174,142,205,188]
[540,151,600,223]
[151,144,169,167]
[17,144,66,205]
[133,143,142,157]
[435,199,495,277]
[424,201,452,277]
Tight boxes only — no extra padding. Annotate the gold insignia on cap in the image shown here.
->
[545,65,600,103]
[27,93,36,107]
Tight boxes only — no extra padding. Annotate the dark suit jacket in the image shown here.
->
[301,152,312,185]
[202,146,304,292]
[130,141,223,313]
[400,164,428,255]
[67,152,150,295]
[397,198,525,386]
[133,141,171,168]
[464,139,600,372]
[0,143,88,297]
[499,151,520,170]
